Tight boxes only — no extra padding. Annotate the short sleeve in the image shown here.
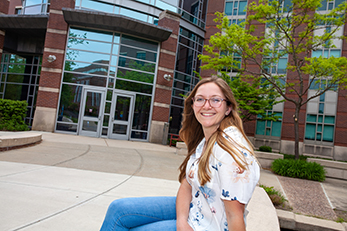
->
[214,127,260,204]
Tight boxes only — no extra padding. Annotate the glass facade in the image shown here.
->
[56,27,158,140]
[0,54,41,127]
[169,27,204,134]
[318,0,345,11]
[255,111,283,138]
[22,0,50,15]
[179,0,208,28]
[305,81,337,144]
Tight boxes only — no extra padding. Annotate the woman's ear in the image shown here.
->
[225,106,232,116]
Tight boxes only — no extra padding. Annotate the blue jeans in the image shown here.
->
[100,197,177,231]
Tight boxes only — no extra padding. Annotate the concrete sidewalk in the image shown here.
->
[0,132,279,231]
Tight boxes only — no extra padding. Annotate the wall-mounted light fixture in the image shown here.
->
[163,74,172,81]
[47,55,56,63]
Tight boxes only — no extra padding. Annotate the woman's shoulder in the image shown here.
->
[223,126,243,141]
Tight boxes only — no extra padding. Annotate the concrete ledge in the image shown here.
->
[255,151,283,169]
[277,209,346,231]
[247,187,280,230]
[0,132,42,149]
[307,158,347,180]
[176,142,187,156]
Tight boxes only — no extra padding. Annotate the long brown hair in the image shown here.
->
[178,77,256,185]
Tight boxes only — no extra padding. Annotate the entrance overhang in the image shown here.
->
[62,8,172,42]
[0,14,48,38]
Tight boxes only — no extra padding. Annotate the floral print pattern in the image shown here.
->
[186,126,260,231]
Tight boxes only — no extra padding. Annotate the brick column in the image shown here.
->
[200,0,225,78]
[0,0,9,59]
[0,0,9,14]
[32,0,75,132]
[148,10,180,143]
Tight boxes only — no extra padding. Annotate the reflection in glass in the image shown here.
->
[117,68,154,83]
[121,35,158,51]
[63,73,107,87]
[118,57,155,73]
[65,49,110,63]
[82,120,98,132]
[65,61,109,75]
[115,79,153,94]
[131,131,148,139]
[105,102,111,114]
[114,96,130,121]
[113,124,127,134]
[81,0,115,14]
[103,115,110,126]
[70,27,113,42]
[56,123,77,133]
[68,39,112,54]
[58,84,81,124]
[119,46,157,62]
[4,84,28,101]
[84,91,102,118]
[102,128,108,136]
[132,95,151,131]
[6,74,30,83]
[120,8,148,22]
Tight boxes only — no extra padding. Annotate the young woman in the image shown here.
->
[100,77,260,231]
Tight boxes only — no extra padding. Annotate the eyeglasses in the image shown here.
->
[193,97,228,108]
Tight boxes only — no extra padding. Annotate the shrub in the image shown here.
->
[283,153,307,161]
[259,184,286,206]
[259,145,272,152]
[0,99,29,131]
[271,159,326,182]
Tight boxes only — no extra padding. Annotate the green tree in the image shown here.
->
[221,73,282,123]
[200,0,347,159]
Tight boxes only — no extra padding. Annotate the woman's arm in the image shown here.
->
[224,200,246,231]
[176,178,194,231]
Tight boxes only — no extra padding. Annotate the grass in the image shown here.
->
[335,209,347,223]
[259,184,289,208]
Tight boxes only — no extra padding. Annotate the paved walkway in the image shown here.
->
[0,131,346,231]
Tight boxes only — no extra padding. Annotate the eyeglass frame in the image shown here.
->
[192,97,228,108]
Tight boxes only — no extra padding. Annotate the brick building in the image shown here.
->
[0,0,346,160]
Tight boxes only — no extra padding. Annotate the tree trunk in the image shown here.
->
[294,106,300,159]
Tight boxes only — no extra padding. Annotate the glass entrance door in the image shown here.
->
[109,93,134,140]
[79,88,105,137]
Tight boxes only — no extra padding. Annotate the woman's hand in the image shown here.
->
[177,220,194,231]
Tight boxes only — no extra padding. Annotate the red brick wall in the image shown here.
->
[0,0,9,14]
[200,0,225,78]
[36,0,74,109]
[8,0,21,14]
[335,85,347,147]
[153,10,181,122]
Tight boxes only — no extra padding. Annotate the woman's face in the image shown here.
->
[192,82,231,133]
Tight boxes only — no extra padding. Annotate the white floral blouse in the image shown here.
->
[186,126,260,231]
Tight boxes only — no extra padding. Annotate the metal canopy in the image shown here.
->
[0,14,48,29]
[62,8,172,42]
[0,15,48,39]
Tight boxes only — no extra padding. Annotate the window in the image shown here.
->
[0,54,41,126]
[263,53,288,74]
[305,89,336,143]
[23,0,50,15]
[225,0,247,16]
[169,27,203,134]
[256,111,282,138]
[305,114,335,142]
[318,0,345,11]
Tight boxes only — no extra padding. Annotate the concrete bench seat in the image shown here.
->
[0,132,42,149]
